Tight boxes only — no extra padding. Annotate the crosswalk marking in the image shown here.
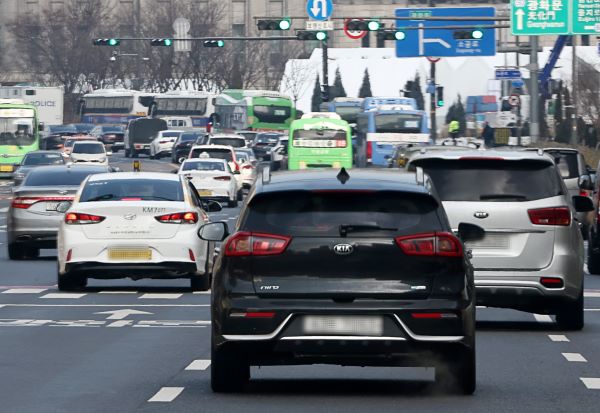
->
[139,293,182,300]
[562,353,587,362]
[147,387,184,402]
[581,378,600,390]
[549,335,569,342]
[2,288,47,294]
[584,291,600,298]
[41,293,86,299]
[533,314,553,323]
[185,359,211,371]
[0,207,8,213]
[98,291,138,294]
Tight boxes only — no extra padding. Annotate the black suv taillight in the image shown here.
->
[224,232,291,256]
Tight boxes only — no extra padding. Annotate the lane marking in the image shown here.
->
[584,292,600,298]
[185,359,211,371]
[140,293,182,300]
[2,288,47,294]
[549,334,570,342]
[580,378,600,389]
[563,353,587,362]
[41,293,86,299]
[533,314,553,323]
[1,304,209,307]
[107,320,133,327]
[148,387,184,402]
[98,291,139,294]
[0,305,5,309]
[0,207,7,213]
[192,291,211,295]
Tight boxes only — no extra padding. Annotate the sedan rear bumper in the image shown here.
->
[65,261,197,278]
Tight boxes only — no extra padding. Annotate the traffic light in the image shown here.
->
[93,38,120,46]
[453,29,484,40]
[377,29,406,41]
[296,31,327,41]
[436,86,444,107]
[203,40,225,48]
[150,38,173,46]
[347,19,381,31]
[257,18,291,30]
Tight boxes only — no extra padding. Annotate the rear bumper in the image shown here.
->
[65,261,197,278]
[8,230,57,248]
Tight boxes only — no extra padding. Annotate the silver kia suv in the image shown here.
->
[407,149,593,330]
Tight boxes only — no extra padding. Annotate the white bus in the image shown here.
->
[0,86,63,125]
[79,89,155,125]
[148,91,216,130]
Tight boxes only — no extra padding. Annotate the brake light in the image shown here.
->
[233,161,240,171]
[12,196,73,209]
[242,164,253,170]
[580,189,591,197]
[155,212,198,224]
[229,311,276,318]
[213,176,231,181]
[540,277,564,288]
[224,232,291,256]
[64,212,105,225]
[411,312,458,319]
[366,141,373,162]
[159,140,169,144]
[395,232,462,257]
[528,207,571,226]
[189,249,196,261]
[66,249,72,262]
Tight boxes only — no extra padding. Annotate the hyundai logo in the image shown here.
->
[474,211,489,219]
[333,244,354,255]
[123,213,137,220]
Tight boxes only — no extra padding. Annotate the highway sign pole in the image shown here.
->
[530,35,540,143]
[430,61,437,143]
[322,38,329,102]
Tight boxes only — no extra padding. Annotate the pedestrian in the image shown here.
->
[448,119,460,144]
[481,121,494,148]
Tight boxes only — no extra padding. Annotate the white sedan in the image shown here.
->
[179,158,240,208]
[149,130,184,159]
[57,172,221,291]
[70,141,110,165]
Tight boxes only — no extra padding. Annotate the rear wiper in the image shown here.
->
[85,193,116,202]
[339,224,397,237]
[479,194,528,201]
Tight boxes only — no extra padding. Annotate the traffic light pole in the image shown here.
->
[322,39,329,102]
[430,61,437,144]
[529,36,540,143]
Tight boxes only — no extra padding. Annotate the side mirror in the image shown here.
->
[56,201,72,214]
[579,174,594,190]
[110,167,121,172]
[457,223,485,242]
[198,221,228,241]
[573,195,594,212]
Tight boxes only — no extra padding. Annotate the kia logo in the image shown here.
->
[123,213,137,220]
[474,211,489,219]
[333,244,354,255]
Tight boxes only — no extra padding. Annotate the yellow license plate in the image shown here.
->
[108,249,152,261]
[199,190,212,197]
[0,165,13,172]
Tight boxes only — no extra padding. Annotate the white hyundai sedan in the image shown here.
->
[57,172,222,291]
[178,158,240,208]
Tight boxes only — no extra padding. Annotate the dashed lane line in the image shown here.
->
[147,387,184,403]
[533,314,553,323]
[0,207,7,213]
[581,378,600,390]
[1,288,47,294]
[549,335,570,342]
[185,359,211,371]
[41,293,86,299]
[97,291,139,294]
[139,293,183,299]
[584,292,600,298]
[1,304,209,307]
[562,353,587,362]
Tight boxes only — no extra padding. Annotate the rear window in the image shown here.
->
[182,161,226,172]
[73,143,104,154]
[180,133,200,142]
[190,148,233,162]
[292,129,348,148]
[255,134,281,144]
[545,151,582,179]
[414,159,563,202]
[24,169,105,186]
[162,132,181,138]
[243,191,441,237]
[22,153,64,165]
[80,179,184,202]
[210,137,245,148]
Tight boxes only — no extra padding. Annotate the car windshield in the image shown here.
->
[182,161,226,172]
[80,179,184,202]
[210,137,245,147]
[71,124,96,133]
[102,126,124,133]
[244,191,441,237]
[180,133,200,142]
[0,117,36,146]
[545,151,581,179]
[413,159,564,202]
[254,133,281,144]
[48,125,77,134]
[375,114,423,133]
[235,153,249,162]
[22,153,64,166]
[253,105,291,124]
[162,132,182,138]
[24,168,106,186]
[73,143,104,154]
[190,148,233,162]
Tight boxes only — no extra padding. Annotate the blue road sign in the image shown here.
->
[395,7,496,58]
[495,69,522,80]
[306,0,333,21]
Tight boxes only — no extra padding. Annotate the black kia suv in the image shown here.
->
[199,168,482,394]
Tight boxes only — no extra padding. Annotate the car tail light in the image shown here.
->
[580,189,591,197]
[155,212,198,224]
[213,176,231,181]
[411,312,457,319]
[224,232,291,257]
[230,311,276,318]
[12,196,73,209]
[540,277,564,288]
[159,140,169,144]
[242,164,253,170]
[66,249,72,262]
[366,141,373,162]
[395,232,462,257]
[64,212,105,225]
[528,207,571,226]
[189,249,196,261]
[233,161,240,171]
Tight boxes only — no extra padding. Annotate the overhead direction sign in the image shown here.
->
[306,0,333,21]
[510,0,569,35]
[495,68,522,80]
[395,7,496,58]
[572,0,600,34]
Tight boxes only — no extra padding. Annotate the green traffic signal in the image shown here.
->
[150,38,173,46]
[453,29,484,40]
[279,18,291,30]
[367,20,381,31]
[257,18,292,30]
[93,38,121,46]
[472,29,484,39]
[297,31,327,41]
[204,40,225,48]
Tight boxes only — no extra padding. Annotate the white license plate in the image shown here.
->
[46,202,59,211]
[302,315,384,336]
[198,190,213,197]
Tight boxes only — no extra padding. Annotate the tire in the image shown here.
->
[57,266,87,292]
[149,154,156,160]
[211,343,250,393]
[556,290,584,331]
[190,273,210,291]
[237,189,244,201]
[8,243,25,260]
[228,198,238,208]
[435,348,476,395]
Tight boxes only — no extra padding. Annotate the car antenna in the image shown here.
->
[337,167,350,184]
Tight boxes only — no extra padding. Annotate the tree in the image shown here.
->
[358,68,372,98]
[329,68,346,99]
[311,74,322,112]
[281,60,313,106]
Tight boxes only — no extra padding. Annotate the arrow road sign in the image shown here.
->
[510,0,569,35]
[307,0,333,21]
[95,309,154,320]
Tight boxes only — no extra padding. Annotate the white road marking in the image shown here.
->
[107,320,133,327]
[533,314,553,323]
[2,288,47,294]
[0,305,5,309]
[98,291,138,294]
[95,309,153,320]
[562,353,587,362]
[134,320,210,328]
[0,207,8,213]
[2,304,209,307]
[192,291,211,294]
[475,306,487,309]
[580,378,600,389]
[185,359,211,371]
[140,293,182,299]
[41,293,86,299]
[549,334,570,342]
[148,387,184,402]
[584,292,600,298]
[584,309,600,311]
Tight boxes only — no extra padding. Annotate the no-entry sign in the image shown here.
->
[344,18,367,40]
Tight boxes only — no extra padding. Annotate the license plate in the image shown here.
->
[0,165,13,172]
[46,202,60,211]
[302,315,384,336]
[108,248,152,261]
[198,190,212,197]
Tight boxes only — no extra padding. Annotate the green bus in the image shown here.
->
[288,118,352,170]
[214,90,295,132]
[0,99,41,177]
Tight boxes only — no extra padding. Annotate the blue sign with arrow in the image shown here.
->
[306,0,333,21]
[395,7,496,58]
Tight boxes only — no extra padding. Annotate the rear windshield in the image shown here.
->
[255,134,281,144]
[80,179,184,202]
[210,137,245,147]
[243,191,441,237]
[190,148,232,162]
[102,126,124,133]
[22,153,64,165]
[24,169,105,186]
[414,159,563,202]
[161,132,181,138]
[73,143,104,154]
[180,133,200,142]
[292,129,348,148]
[182,161,226,172]
[545,151,582,179]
